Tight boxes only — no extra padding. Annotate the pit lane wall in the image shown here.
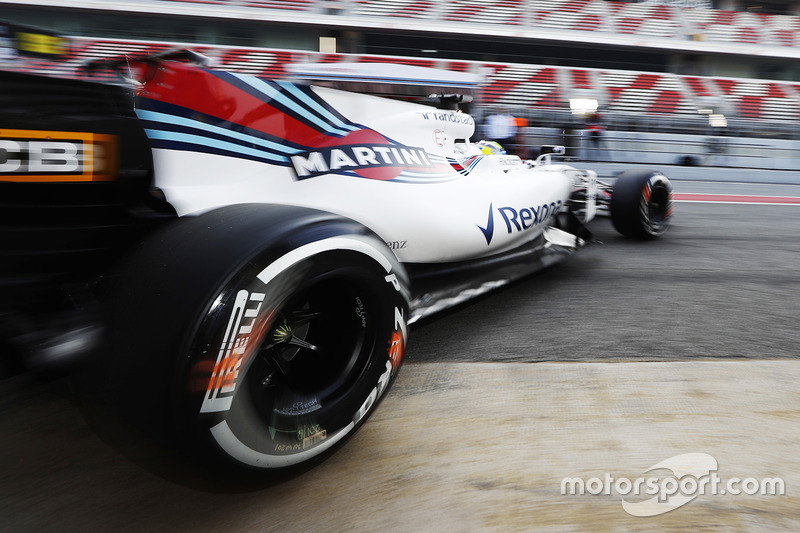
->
[519,127,800,184]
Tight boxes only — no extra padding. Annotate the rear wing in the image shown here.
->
[80,49,481,110]
[81,48,211,85]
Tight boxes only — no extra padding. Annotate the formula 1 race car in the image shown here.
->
[0,50,672,472]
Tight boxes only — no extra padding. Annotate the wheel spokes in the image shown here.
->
[259,305,324,383]
[286,309,322,327]
[284,335,321,356]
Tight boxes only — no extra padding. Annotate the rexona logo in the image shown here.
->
[478,200,563,245]
[0,129,117,182]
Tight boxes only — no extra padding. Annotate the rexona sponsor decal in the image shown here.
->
[0,129,117,182]
[478,200,564,245]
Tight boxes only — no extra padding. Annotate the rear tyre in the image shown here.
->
[102,204,409,471]
[610,169,673,239]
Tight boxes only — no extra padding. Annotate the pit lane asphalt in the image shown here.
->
[409,185,800,363]
[1,182,799,532]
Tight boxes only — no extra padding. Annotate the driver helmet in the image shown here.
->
[477,140,506,155]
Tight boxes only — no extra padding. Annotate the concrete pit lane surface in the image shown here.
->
[1,182,799,532]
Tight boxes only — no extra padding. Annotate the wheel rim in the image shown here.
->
[643,177,672,235]
[247,278,374,421]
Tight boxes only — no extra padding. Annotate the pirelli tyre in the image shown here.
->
[610,169,673,239]
[102,204,409,472]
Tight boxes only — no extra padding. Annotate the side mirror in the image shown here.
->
[545,145,565,155]
[530,145,566,167]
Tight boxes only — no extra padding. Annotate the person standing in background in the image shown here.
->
[483,107,517,152]
[586,111,611,161]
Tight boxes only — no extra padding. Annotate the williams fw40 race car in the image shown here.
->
[0,50,672,472]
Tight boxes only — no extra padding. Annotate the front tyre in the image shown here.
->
[103,204,409,472]
[610,169,673,239]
